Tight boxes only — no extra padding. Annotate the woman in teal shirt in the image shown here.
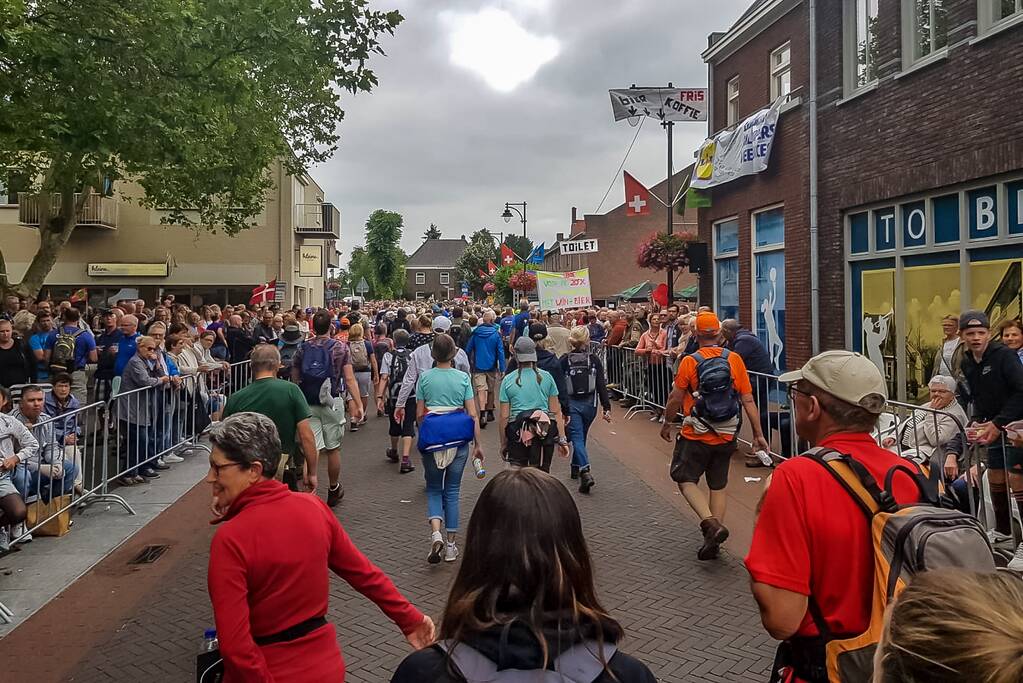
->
[498,337,569,473]
[415,333,484,565]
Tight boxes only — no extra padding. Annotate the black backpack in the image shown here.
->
[278,340,302,379]
[385,347,412,411]
[566,352,596,397]
[690,348,739,423]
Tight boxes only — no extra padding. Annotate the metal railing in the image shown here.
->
[18,192,118,229]
[294,202,340,238]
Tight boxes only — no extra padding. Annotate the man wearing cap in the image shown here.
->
[745,351,922,679]
[958,310,1023,560]
[660,311,769,560]
[393,316,471,423]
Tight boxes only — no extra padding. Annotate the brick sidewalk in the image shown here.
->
[6,413,775,682]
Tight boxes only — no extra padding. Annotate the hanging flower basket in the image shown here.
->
[509,271,537,292]
[636,232,697,271]
[327,281,340,291]
[483,282,496,294]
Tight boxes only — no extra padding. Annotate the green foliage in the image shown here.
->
[504,234,534,260]
[423,223,442,240]
[365,209,405,297]
[455,229,497,295]
[491,265,516,305]
[0,0,402,296]
[345,246,374,297]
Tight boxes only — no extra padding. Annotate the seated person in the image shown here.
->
[11,385,77,501]
[0,388,36,549]
[46,373,84,493]
[883,375,966,472]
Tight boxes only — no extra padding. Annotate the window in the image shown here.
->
[0,169,29,205]
[770,43,791,100]
[713,219,740,321]
[845,0,880,91]
[752,207,786,372]
[904,0,948,64]
[415,272,425,285]
[998,0,1023,20]
[439,271,450,285]
[726,77,739,126]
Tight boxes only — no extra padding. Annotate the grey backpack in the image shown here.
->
[438,640,617,683]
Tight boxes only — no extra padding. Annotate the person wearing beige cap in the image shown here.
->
[745,350,924,676]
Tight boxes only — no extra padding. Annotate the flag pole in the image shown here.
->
[665,81,674,307]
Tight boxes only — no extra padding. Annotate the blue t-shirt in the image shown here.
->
[416,367,474,409]
[30,330,56,380]
[512,311,530,339]
[499,316,515,338]
[499,367,559,416]
[58,325,97,370]
[114,332,141,376]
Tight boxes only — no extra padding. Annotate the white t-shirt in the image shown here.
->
[940,339,958,374]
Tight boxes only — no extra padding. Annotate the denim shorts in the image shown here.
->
[985,443,1023,471]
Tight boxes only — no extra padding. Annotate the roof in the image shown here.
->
[702,0,801,63]
[405,238,468,267]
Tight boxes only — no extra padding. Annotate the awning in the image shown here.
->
[611,280,652,301]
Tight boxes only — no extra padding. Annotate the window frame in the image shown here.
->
[712,216,740,319]
[726,76,740,127]
[901,0,949,67]
[439,271,450,285]
[977,0,1023,34]
[843,0,880,94]
[750,205,785,344]
[415,272,426,285]
[769,42,792,101]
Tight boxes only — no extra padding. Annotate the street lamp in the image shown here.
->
[501,202,527,271]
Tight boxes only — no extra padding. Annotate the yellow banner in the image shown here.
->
[536,269,592,310]
[87,263,168,277]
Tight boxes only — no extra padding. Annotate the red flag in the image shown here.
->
[478,269,487,278]
[69,287,88,304]
[249,279,276,306]
[500,243,517,267]
[487,260,498,275]
[624,171,652,217]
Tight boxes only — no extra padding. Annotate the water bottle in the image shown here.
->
[754,450,774,467]
[201,628,219,653]
[472,456,486,479]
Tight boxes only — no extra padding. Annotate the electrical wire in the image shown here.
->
[594,117,645,214]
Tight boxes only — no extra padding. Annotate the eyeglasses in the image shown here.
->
[208,462,244,477]
[786,384,813,401]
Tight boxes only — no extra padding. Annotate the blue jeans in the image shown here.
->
[13,460,78,501]
[421,444,470,533]
[125,422,153,475]
[568,399,598,472]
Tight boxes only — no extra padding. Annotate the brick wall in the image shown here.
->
[404,269,458,299]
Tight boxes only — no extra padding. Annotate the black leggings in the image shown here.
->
[0,491,27,527]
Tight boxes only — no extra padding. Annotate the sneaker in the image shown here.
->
[479,418,487,430]
[1007,542,1023,572]
[697,517,729,561]
[386,448,399,463]
[988,529,1014,547]
[12,522,31,544]
[570,465,580,480]
[117,475,137,487]
[428,531,444,564]
[649,413,660,422]
[444,542,459,563]
[0,526,9,552]
[327,483,344,507]
[579,470,595,494]
[163,453,185,464]
[349,424,359,432]
[132,475,147,484]
[138,468,161,479]
[151,460,171,471]
[400,459,415,474]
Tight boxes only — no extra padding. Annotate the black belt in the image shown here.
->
[253,616,327,646]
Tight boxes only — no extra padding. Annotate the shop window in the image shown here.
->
[901,201,927,248]
[875,208,896,251]
[850,212,870,254]
[933,194,960,243]
[1008,180,1023,235]
[970,256,1022,329]
[903,0,948,65]
[904,260,961,401]
[968,186,998,240]
[856,265,897,398]
[752,208,785,372]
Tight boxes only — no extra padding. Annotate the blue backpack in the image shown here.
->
[299,339,338,405]
[690,348,740,423]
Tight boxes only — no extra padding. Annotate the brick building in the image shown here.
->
[543,167,700,304]
[403,237,468,300]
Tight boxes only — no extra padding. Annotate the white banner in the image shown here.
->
[690,98,783,190]
[558,239,599,255]
[609,88,708,122]
[536,269,593,310]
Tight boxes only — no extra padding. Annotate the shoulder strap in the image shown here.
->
[689,350,706,363]
[804,447,892,518]
[720,347,730,360]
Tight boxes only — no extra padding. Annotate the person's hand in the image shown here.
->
[752,435,771,454]
[376,397,386,413]
[881,437,896,448]
[556,441,570,458]
[394,407,405,424]
[65,433,77,446]
[659,422,674,443]
[976,421,1002,445]
[472,444,485,463]
[210,495,228,519]
[406,615,436,650]
[1,455,18,471]
[602,410,612,423]
[943,453,959,480]
[349,405,364,424]
[304,472,318,493]
[564,414,571,425]
[41,462,63,479]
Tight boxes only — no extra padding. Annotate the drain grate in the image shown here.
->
[128,544,170,565]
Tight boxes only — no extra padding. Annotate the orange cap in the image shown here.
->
[695,311,721,334]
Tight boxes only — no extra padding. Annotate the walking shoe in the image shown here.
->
[570,465,580,480]
[579,470,595,494]
[139,468,161,479]
[117,475,137,487]
[697,517,729,561]
[988,529,1014,548]
[151,460,171,471]
[349,424,359,432]
[479,417,488,429]
[327,483,344,507]
[487,410,496,423]
[386,448,399,463]
[428,531,444,564]
[163,453,185,464]
[12,522,31,544]
[132,475,147,484]
[1008,542,1023,572]
[444,542,460,563]
[399,459,415,474]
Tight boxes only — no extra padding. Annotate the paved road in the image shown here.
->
[5,412,775,682]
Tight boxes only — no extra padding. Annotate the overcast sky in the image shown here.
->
[311,0,751,261]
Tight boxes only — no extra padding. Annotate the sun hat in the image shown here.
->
[779,350,887,414]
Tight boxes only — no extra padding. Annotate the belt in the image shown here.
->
[253,616,327,646]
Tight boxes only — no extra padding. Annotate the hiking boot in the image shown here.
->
[327,483,344,507]
[399,459,415,474]
[428,531,444,564]
[386,448,399,463]
[570,465,580,480]
[697,517,729,561]
[579,470,595,494]
[1008,542,1023,572]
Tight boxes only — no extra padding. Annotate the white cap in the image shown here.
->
[779,350,887,414]
[432,316,452,332]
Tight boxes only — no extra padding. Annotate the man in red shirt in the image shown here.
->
[746,351,920,682]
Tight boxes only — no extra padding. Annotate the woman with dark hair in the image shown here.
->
[207,412,434,682]
[498,337,569,472]
[391,468,656,683]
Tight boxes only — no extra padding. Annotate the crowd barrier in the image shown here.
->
[0,360,252,625]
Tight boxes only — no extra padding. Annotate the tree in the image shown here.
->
[423,223,442,240]
[0,0,403,297]
[491,265,516,305]
[504,234,534,261]
[454,229,498,296]
[346,246,374,297]
[365,209,405,297]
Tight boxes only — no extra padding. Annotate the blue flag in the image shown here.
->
[529,243,545,264]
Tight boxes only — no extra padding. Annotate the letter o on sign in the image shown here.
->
[907,208,926,240]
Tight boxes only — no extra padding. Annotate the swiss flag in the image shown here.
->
[250,279,276,306]
[500,243,517,266]
[624,171,651,217]
[478,268,487,278]
[487,260,498,275]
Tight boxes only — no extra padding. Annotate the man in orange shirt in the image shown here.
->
[660,311,769,560]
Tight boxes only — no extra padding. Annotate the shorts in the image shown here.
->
[388,398,417,438]
[309,402,346,451]
[0,472,19,500]
[985,443,1023,471]
[472,370,499,394]
[354,371,372,398]
[669,436,736,490]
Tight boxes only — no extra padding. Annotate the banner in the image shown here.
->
[690,98,783,190]
[609,88,708,122]
[536,269,593,310]
[299,244,322,277]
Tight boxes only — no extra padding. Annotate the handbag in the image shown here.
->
[417,409,475,459]
[26,494,73,537]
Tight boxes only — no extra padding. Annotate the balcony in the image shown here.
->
[18,192,118,230]
[326,240,340,268]
[295,202,340,239]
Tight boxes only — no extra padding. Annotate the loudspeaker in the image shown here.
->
[687,242,708,275]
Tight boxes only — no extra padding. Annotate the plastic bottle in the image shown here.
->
[472,456,486,479]
[754,449,774,467]
[201,628,219,653]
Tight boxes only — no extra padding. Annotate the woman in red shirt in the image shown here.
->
[206,413,434,682]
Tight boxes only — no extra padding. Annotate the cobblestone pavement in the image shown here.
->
[5,413,775,682]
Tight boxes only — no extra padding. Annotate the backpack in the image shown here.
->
[451,319,472,349]
[566,351,596,397]
[791,447,996,683]
[299,339,339,406]
[349,339,371,372]
[689,349,739,423]
[385,347,412,411]
[278,340,302,379]
[51,327,83,371]
[437,640,617,683]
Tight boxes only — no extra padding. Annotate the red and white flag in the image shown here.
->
[500,243,517,267]
[250,279,276,306]
[624,171,652,217]
[478,268,487,278]
[487,260,498,275]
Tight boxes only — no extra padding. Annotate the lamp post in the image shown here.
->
[501,202,527,272]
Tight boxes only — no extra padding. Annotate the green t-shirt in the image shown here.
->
[222,377,312,453]
[416,367,474,409]
[499,368,559,416]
